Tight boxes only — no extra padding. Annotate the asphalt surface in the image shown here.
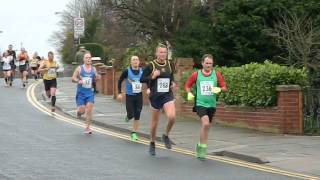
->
[0,79,301,180]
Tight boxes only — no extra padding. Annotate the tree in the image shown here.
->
[111,0,198,42]
[268,10,320,87]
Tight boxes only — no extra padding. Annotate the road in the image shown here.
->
[0,80,309,180]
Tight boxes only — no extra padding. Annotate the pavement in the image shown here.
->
[35,77,320,177]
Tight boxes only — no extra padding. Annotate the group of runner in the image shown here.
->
[1,44,43,87]
[2,43,227,160]
[72,44,227,159]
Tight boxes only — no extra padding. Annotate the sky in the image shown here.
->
[0,0,70,60]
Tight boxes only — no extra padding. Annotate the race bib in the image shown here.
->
[132,81,142,93]
[30,61,38,67]
[19,60,26,66]
[47,68,57,78]
[3,63,11,70]
[82,77,92,89]
[200,81,213,96]
[157,78,170,92]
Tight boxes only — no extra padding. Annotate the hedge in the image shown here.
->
[180,61,308,107]
[78,43,104,60]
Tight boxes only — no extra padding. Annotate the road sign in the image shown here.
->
[74,17,85,39]
[74,18,85,31]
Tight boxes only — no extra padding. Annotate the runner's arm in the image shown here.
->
[140,64,153,83]
[185,71,198,93]
[38,61,48,73]
[216,71,227,92]
[117,69,128,94]
[93,67,101,80]
[71,66,81,83]
[170,72,175,86]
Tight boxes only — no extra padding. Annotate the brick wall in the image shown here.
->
[181,85,303,134]
[95,59,303,134]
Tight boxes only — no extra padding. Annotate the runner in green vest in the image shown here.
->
[185,54,227,159]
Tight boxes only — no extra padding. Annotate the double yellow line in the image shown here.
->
[26,81,319,180]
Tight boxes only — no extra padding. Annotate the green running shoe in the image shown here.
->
[124,116,129,122]
[196,144,207,160]
[130,132,138,141]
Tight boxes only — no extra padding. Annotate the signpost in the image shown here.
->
[74,17,85,42]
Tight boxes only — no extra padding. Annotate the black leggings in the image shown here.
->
[126,94,143,120]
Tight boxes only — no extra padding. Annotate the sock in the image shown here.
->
[5,78,7,83]
[51,96,56,107]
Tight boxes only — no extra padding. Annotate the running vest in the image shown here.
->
[150,60,172,95]
[30,58,38,67]
[43,60,57,80]
[196,70,217,108]
[2,56,12,70]
[77,65,95,96]
[125,67,143,95]
[18,53,27,66]
[19,53,27,60]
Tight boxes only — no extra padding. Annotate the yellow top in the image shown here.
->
[43,60,57,80]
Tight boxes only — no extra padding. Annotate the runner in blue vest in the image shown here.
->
[185,54,227,159]
[117,56,144,141]
[72,52,101,134]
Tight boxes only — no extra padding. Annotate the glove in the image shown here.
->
[187,92,195,101]
[212,87,221,94]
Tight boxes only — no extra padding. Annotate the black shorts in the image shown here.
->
[31,67,38,71]
[43,79,57,91]
[19,65,27,73]
[149,93,174,110]
[126,93,143,120]
[195,106,216,123]
[11,64,16,70]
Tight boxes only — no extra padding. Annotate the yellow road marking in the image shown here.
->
[26,81,320,180]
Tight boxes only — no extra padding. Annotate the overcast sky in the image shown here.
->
[0,0,70,59]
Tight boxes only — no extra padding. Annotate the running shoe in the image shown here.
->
[162,134,172,149]
[124,116,129,123]
[84,128,92,134]
[149,142,156,156]
[130,132,138,142]
[196,144,207,160]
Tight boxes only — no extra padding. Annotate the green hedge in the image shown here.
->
[78,43,104,59]
[181,61,308,107]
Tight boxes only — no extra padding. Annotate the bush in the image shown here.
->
[120,42,156,69]
[78,43,104,59]
[180,71,196,101]
[180,61,308,107]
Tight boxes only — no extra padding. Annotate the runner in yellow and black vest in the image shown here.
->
[39,51,59,113]
[140,44,176,156]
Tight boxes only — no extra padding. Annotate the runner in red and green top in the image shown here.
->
[185,54,227,160]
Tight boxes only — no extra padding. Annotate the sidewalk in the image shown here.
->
[35,78,320,177]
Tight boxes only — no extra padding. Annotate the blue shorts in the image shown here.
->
[76,92,94,106]
[150,94,174,110]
